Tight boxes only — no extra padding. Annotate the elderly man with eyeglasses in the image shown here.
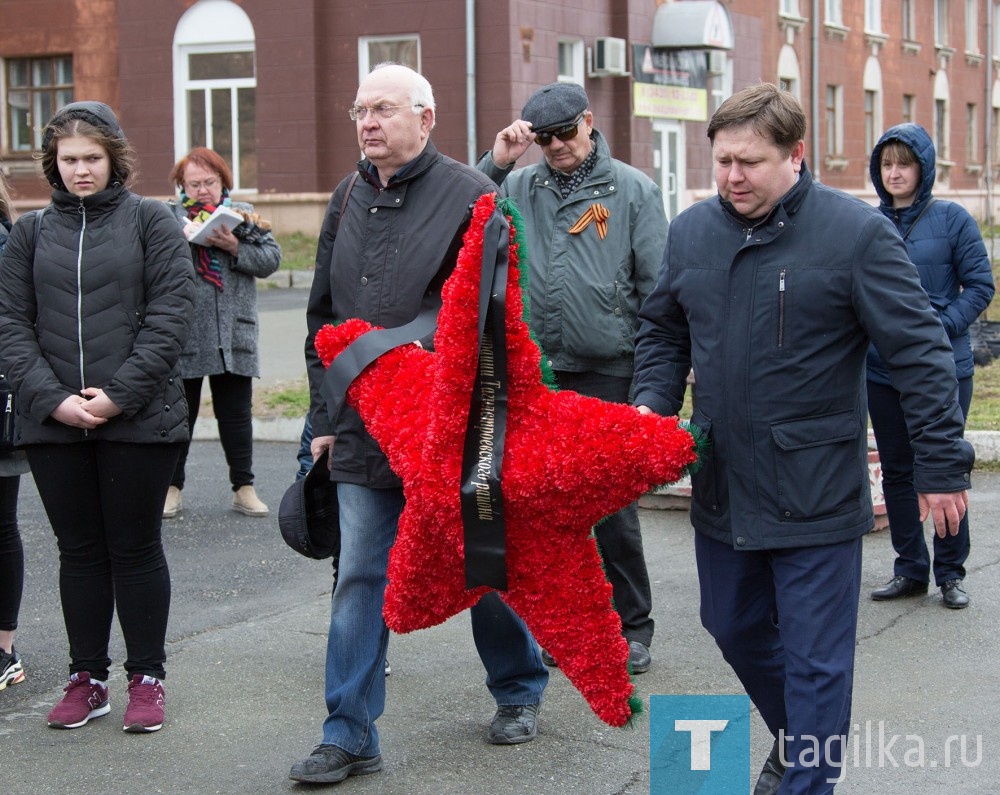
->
[290,63,549,785]
[478,82,668,677]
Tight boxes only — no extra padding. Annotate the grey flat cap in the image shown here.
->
[521,83,589,132]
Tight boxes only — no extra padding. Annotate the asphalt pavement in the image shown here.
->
[1,285,998,794]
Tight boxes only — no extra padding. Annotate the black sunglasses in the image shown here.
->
[534,114,585,146]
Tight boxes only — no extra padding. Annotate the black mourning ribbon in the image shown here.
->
[320,298,440,425]
[319,207,511,592]
[459,210,510,590]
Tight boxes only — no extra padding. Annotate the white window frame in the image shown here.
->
[862,56,883,178]
[826,84,844,156]
[934,69,951,162]
[825,0,843,26]
[557,39,585,85]
[936,0,951,47]
[780,0,801,17]
[173,0,257,191]
[777,44,802,101]
[966,0,980,53]
[358,35,420,80]
[995,2,1000,56]
[3,55,74,153]
[967,102,979,160]
[902,0,917,40]
[865,0,882,34]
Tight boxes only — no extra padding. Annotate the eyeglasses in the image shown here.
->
[348,103,425,121]
[534,114,585,146]
[184,177,220,192]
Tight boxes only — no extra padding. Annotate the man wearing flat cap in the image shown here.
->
[478,82,667,674]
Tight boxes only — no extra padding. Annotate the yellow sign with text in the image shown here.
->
[633,83,707,122]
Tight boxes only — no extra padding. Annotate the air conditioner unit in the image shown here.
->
[708,50,727,75]
[590,37,628,77]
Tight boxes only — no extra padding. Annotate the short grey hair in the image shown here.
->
[369,62,435,113]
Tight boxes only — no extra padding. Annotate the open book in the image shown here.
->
[185,205,244,246]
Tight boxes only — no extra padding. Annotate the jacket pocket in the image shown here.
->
[233,316,257,352]
[771,410,862,520]
[689,409,722,516]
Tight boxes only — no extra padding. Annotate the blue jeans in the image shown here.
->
[295,411,313,481]
[321,483,547,757]
[867,377,972,585]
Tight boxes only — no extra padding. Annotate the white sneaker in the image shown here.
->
[163,486,182,519]
[232,485,269,517]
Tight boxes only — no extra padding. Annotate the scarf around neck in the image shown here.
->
[183,190,231,291]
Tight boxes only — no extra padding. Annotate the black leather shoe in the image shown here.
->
[628,640,652,675]
[487,703,539,744]
[941,579,970,609]
[871,575,928,601]
[289,744,382,783]
[540,648,557,667]
[753,739,786,795]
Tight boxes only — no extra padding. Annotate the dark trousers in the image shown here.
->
[552,370,654,645]
[296,410,313,481]
[867,377,972,585]
[26,442,180,681]
[173,373,255,490]
[0,475,23,632]
[695,532,862,794]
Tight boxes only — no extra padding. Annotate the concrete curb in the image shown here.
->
[194,416,305,443]
[258,269,314,290]
[229,418,1000,463]
[966,430,1000,462]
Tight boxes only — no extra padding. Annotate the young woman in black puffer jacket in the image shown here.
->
[0,101,194,733]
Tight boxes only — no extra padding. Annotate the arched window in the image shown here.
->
[777,44,802,100]
[934,70,952,184]
[173,0,257,191]
[863,56,884,159]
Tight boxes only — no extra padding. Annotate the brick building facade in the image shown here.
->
[2,0,999,230]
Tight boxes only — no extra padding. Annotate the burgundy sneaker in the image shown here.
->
[47,672,110,729]
[123,674,165,733]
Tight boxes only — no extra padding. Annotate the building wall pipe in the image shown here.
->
[812,0,821,181]
[466,0,477,165]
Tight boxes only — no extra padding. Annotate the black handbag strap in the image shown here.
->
[335,172,360,235]
[902,198,936,241]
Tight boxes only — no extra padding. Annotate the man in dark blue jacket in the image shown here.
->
[633,84,972,794]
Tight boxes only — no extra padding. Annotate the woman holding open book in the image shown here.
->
[163,147,281,519]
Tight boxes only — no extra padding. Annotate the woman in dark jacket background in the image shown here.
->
[867,123,995,609]
[0,165,31,694]
[0,101,194,731]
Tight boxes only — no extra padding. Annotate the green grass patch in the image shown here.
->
[968,358,1000,430]
[275,232,318,271]
[259,382,311,416]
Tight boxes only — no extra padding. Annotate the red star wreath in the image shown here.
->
[315,193,699,727]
